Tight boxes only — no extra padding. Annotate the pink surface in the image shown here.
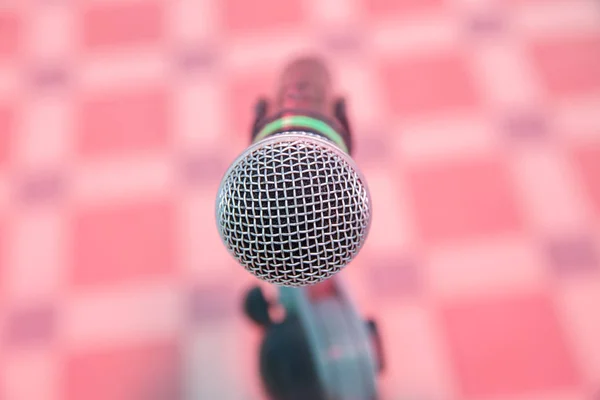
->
[0,0,599,399]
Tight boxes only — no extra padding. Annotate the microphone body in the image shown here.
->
[216,57,372,287]
[251,57,353,153]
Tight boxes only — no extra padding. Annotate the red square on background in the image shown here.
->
[0,10,20,58]
[0,104,14,166]
[76,86,169,158]
[362,0,444,17]
[221,0,306,33]
[65,340,181,400]
[82,1,164,50]
[571,143,600,217]
[440,293,580,397]
[379,52,480,116]
[406,157,523,243]
[70,198,176,287]
[530,35,600,97]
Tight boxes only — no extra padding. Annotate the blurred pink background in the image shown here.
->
[1,0,599,399]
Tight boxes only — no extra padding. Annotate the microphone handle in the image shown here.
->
[275,57,334,115]
[250,57,354,155]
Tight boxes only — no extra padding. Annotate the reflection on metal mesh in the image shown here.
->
[216,133,371,286]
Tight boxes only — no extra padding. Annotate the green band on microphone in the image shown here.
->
[253,115,349,154]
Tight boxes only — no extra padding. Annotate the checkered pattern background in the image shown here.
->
[0,0,599,399]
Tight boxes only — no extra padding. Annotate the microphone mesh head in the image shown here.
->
[216,133,371,287]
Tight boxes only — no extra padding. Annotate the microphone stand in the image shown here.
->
[277,277,382,399]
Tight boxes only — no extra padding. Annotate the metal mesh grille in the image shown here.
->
[216,133,371,287]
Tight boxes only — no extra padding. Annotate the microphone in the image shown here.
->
[224,57,384,400]
[216,57,372,287]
